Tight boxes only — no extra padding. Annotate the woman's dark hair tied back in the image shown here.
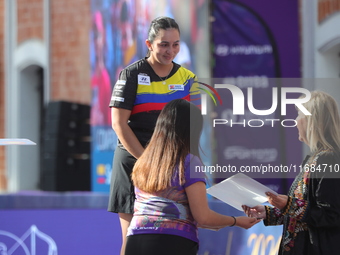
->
[146,16,180,57]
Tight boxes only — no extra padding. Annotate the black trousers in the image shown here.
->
[125,234,199,255]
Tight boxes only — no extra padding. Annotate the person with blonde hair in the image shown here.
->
[243,91,340,255]
[125,99,260,255]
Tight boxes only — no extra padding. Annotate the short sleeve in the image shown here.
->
[184,154,206,188]
[109,68,137,110]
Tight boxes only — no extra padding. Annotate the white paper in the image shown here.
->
[0,139,36,145]
[207,173,278,211]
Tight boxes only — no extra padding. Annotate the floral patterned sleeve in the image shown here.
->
[281,196,310,220]
[265,151,340,227]
[264,196,310,226]
[264,205,284,226]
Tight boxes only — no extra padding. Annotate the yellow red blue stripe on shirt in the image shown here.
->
[132,77,200,115]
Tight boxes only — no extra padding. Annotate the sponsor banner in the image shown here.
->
[91,126,117,192]
[211,0,301,192]
[0,196,281,255]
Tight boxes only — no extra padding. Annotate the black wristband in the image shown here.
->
[230,216,236,227]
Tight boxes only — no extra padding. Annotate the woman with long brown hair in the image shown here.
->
[125,99,260,255]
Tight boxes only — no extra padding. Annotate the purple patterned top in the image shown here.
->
[127,154,206,243]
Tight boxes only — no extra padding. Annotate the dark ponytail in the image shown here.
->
[146,16,180,57]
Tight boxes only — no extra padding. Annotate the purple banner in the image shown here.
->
[0,201,281,255]
[0,209,121,254]
[212,0,301,192]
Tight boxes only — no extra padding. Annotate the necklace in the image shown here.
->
[147,59,172,85]
[158,73,170,85]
